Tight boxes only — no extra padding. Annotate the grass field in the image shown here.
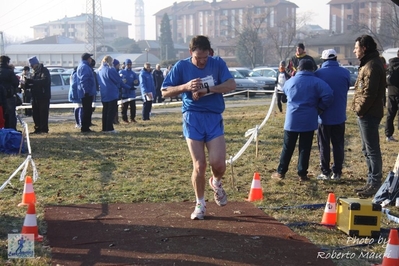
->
[1,95,398,265]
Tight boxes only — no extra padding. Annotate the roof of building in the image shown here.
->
[5,43,87,54]
[154,0,298,16]
[33,13,130,27]
[303,31,358,46]
[23,35,84,45]
[327,0,357,5]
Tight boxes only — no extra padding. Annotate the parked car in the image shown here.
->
[341,65,358,87]
[50,72,102,103]
[228,68,260,97]
[252,66,279,79]
[230,67,276,91]
[50,72,71,103]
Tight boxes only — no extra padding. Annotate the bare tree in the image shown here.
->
[232,10,271,68]
[352,0,399,48]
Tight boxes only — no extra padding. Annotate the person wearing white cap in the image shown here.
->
[315,49,351,180]
[271,59,334,182]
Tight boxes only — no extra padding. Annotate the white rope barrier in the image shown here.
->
[227,89,277,165]
[0,114,39,192]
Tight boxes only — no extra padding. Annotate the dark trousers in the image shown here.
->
[31,97,49,133]
[121,100,136,121]
[102,100,117,131]
[142,99,152,120]
[4,97,17,130]
[81,95,93,132]
[74,107,82,126]
[153,88,163,103]
[358,115,382,186]
[317,123,345,175]
[277,92,286,112]
[23,91,32,116]
[385,95,399,137]
[277,130,314,177]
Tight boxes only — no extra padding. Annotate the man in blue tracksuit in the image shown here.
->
[315,49,351,180]
[271,59,334,181]
[77,53,97,133]
[119,59,139,123]
[139,63,156,121]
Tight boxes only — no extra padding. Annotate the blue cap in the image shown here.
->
[28,56,39,67]
[125,59,132,65]
[113,59,120,67]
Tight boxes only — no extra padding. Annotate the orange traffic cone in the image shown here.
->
[246,172,263,201]
[321,193,337,226]
[18,176,36,207]
[380,229,399,266]
[21,203,43,242]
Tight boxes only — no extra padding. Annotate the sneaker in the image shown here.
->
[190,203,206,220]
[317,173,331,180]
[131,119,137,123]
[209,177,227,206]
[298,175,310,181]
[386,136,397,142]
[75,124,81,128]
[357,185,380,198]
[271,172,285,180]
[331,173,341,180]
[353,184,370,193]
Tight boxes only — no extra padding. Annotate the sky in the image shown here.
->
[0,0,330,42]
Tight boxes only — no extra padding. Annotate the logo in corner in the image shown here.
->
[8,234,34,259]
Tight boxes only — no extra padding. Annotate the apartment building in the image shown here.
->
[329,0,391,35]
[31,13,130,44]
[154,0,298,43]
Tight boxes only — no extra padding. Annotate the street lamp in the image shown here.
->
[145,48,149,63]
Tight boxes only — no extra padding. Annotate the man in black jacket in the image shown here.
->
[152,64,164,103]
[287,43,317,76]
[26,56,51,134]
[385,49,399,142]
[0,55,19,130]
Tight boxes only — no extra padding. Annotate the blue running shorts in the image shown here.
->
[183,111,224,142]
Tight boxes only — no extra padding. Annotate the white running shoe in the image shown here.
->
[209,177,227,206]
[316,173,331,180]
[190,203,206,220]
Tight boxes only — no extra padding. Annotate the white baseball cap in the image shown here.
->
[321,49,337,59]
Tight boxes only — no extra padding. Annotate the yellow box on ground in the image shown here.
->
[336,197,381,237]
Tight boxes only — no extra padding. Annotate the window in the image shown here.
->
[51,75,62,86]
[334,47,340,53]
[346,4,352,9]
[347,15,352,20]
[360,3,365,8]
[347,24,352,30]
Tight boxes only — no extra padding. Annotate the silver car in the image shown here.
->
[252,66,279,79]
[50,72,71,103]
[228,68,260,97]
[230,67,276,91]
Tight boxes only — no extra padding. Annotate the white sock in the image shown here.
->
[197,197,206,206]
[212,177,221,187]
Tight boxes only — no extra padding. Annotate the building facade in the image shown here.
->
[329,0,392,35]
[154,0,298,43]
[32,13,130,44]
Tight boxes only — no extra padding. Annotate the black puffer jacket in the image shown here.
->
[0,62,19,99]
[387,57,399,96]
[29,64,51,99]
